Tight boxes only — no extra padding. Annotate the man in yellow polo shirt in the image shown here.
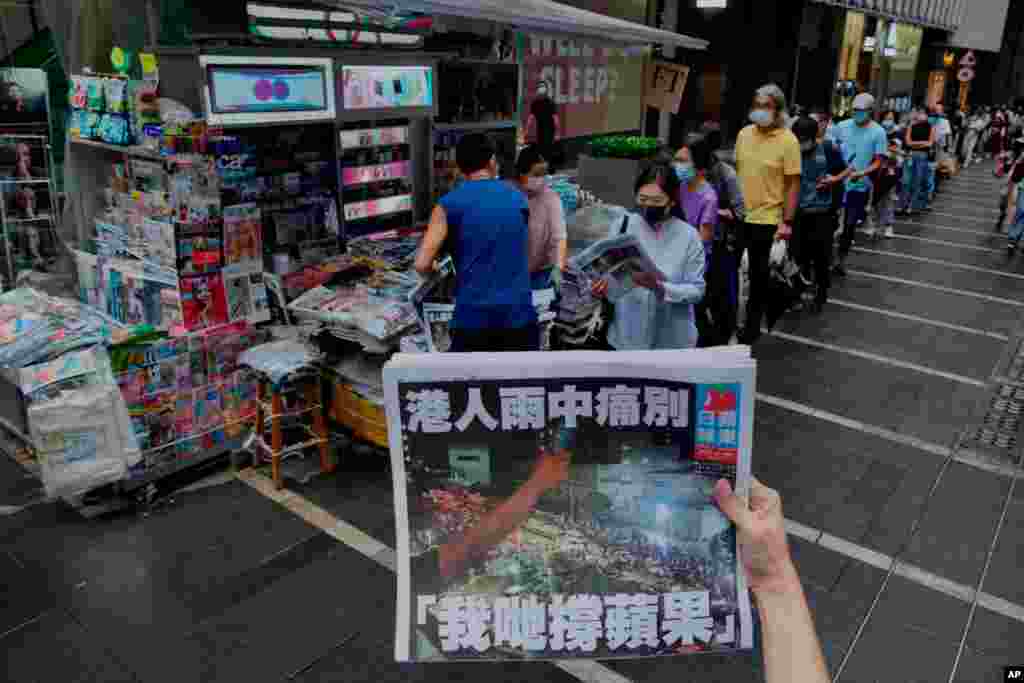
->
[735,83,802,345]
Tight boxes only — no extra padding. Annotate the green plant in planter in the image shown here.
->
[587,135,661,160]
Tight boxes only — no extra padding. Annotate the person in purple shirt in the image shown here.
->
[673,137,724,347]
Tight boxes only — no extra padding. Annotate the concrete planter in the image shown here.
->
[577,154,649,208]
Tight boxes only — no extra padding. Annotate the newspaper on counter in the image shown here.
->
[385,348,756,662]
[569,233,665,301]
[288,285,419,342]
[415,290,556,353]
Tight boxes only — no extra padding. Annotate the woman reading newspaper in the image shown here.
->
[587,163,707,349]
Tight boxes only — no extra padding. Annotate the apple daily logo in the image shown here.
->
[1007,666,1024,680]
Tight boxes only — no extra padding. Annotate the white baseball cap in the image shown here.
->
[852,93,876,111]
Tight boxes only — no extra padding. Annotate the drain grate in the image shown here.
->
[1004,338,1024,383]
[962,384,1024,455]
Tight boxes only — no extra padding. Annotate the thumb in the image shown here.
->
[713,479,750,528]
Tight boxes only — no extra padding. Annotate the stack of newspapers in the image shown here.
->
[384,347,756,663]
[553,266,603,346]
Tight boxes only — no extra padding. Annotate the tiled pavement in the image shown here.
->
[2,161,1023,682]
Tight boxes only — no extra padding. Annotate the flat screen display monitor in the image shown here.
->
[200,56,336,126]
[341,65,433,111]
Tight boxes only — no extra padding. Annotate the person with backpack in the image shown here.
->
[791,116,851,313]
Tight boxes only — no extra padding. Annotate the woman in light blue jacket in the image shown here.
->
[592,163,707,350]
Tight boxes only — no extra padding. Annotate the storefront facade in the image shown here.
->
[831,11,924,116]
[812,0,966,115]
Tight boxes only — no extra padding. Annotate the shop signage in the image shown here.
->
[520,35,645,139]
[643,61,690,114]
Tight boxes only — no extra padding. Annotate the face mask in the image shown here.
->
[882,120,895,130]
[673,162,696,184]
[639,205,669,225]
[749,109,773,127]
[853,111,869,124]
[525,177,545,194]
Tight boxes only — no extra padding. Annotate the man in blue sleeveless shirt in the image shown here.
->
[415,133,539,352]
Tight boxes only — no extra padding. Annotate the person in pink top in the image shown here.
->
[673,138,722,346]
[513,146,567,289]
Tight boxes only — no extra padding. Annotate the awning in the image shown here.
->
[330,0,709,50]
[811,0,967,32]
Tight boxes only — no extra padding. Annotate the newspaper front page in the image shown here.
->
[385,349,755,662]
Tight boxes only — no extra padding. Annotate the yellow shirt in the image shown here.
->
[735,124,802,225]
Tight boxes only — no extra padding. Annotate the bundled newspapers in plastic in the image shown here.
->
[384,348,756,662]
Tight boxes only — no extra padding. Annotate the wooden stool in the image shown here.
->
[252,369,334,490]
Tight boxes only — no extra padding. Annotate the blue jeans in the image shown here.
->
[927,162,937,200]
[900,153,931,212]
[1010,207,1024,243]
[840,190,870,257]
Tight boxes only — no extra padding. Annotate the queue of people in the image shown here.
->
[415,86,1016,362]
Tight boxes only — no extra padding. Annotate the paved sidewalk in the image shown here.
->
[1,161,1023,683]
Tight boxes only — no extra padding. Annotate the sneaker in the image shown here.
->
[884,226,895,238]
[1008,241,1017,253]
[862,226,876,239]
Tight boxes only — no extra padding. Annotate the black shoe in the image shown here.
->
[737,328,761,345]
[810,300,825,315]
[832,263,847,277]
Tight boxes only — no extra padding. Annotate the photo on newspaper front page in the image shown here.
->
[384,349,755,662]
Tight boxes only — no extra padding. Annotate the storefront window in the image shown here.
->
[832,12,922,117]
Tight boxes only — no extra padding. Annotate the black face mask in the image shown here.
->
[640,205,669,225]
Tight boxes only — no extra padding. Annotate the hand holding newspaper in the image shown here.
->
[569,233,666,300]
[385,347,756,662]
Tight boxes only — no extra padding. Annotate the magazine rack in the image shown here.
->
[0,134,59,290]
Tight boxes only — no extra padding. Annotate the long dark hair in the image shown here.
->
[531,87,557,148]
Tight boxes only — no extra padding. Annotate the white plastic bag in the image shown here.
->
[769,239,788,267]
[22,347,142,499]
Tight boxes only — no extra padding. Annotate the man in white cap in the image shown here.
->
[831,92,888,276]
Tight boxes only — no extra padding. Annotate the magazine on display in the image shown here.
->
[384,348,756,663]
[570,234,664,300]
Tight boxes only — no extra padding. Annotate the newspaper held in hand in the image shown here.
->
[570,232,666,300]
[385,348,756,662]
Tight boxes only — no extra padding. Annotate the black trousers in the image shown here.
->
[696,244,739,347]
[740,222,776,336]
[449,323,540,353]
[795,210,836,305]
